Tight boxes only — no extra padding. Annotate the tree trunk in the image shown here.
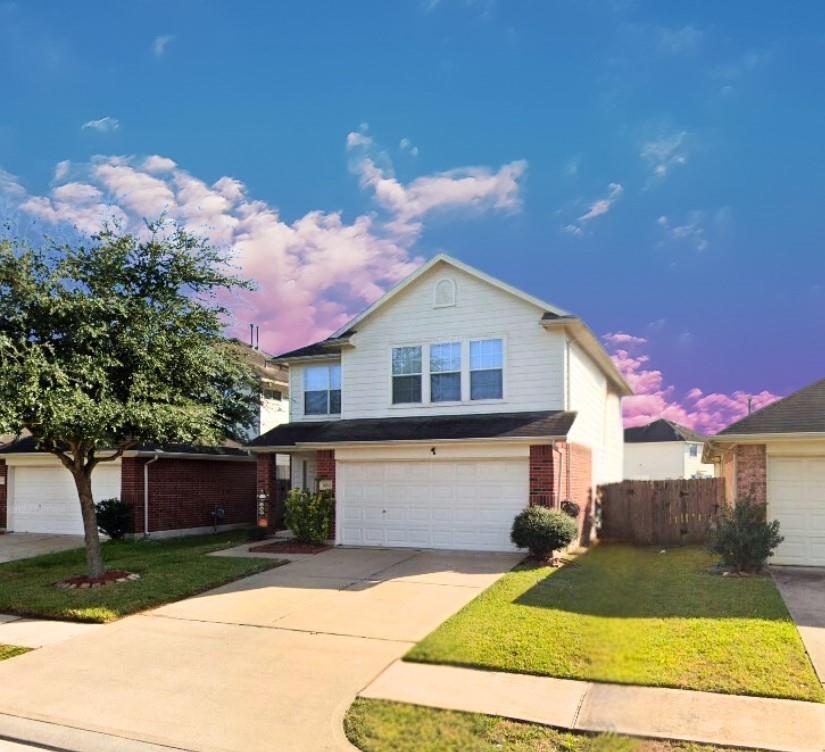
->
[71,468,106,579]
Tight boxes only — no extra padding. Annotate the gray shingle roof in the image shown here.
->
[248,410,576,448]
[624,419,707,444]
[716,377,825,435]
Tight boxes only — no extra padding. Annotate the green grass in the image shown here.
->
[0,531,284,623]
[345,699,744,752]
[406,545,823,703]
[0,644,30,661]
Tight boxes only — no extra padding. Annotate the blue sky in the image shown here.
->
[2,0,824,431]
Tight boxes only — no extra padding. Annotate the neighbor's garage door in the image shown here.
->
[10,464,122,535]
[767,456,825,566]
[338,459,529,551]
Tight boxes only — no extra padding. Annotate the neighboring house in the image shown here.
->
[0,437,256,537]
[624,419,715,480]
[251,254,632,552]
[705,376,825,567]
[233,341,290,437]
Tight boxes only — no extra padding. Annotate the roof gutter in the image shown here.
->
[248,434,571,453]
[541,317,633,397]
[709,432,825,443]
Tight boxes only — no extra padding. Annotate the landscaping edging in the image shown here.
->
[56,571,141,590]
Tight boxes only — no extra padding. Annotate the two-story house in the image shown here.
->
[250,255,631,551]
[624,419,715,480]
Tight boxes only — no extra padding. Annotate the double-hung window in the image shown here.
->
[392,346,422,404]
[470,338,503,400]
[430,342,461,402]
[304,364,341,415]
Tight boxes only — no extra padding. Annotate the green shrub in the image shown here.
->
[95,497,134,540]
[709,499,783,573]
[511,506,578,560]
[284,488,334,545]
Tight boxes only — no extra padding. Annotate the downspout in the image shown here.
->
[143,455,160,539]
[553,440,564,508]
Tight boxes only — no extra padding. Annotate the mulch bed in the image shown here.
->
[56,570,141,590]
[249,541,331,555]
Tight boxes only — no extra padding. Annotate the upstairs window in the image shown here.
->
[689,444,699,457]
[470,338,503,400]
[430,342,461,402]
[392,346,422,404]
[304,364,341,415]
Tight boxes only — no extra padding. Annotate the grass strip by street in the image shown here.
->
[345,698,747,752]
[0,644,30,661]
[0,531,284,623]
[406,545,823,702]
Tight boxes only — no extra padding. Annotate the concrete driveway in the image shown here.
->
[0,533,84,563]
[773,566,825,686]
[0,547,521,752]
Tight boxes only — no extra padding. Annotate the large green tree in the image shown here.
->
[0,222,260,578]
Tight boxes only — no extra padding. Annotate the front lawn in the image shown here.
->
[345,699,742,752]
[0,644,30,661]
[406,545,823,702]
[0,531,283,623]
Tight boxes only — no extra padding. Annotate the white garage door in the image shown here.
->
[768,457,825,566]
[338,459,529,551]
[10,465,122,535]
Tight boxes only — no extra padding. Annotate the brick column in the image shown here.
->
[256,453,278,530]
[315,449,336,540]
[0,460,7,530]
[529,445,554,507]
[735,444,767,504]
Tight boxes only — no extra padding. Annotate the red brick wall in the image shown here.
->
[734,444,767,505]
[529,445,554,507]
[0,460,7,530]
[564,443,594,543]
[315,449,336,539]
[529,442,593,545]
[121,457,256,534]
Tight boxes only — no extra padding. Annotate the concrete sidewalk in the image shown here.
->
[774,567,825,687]
[360,661,825,752]
[0,614,101,648]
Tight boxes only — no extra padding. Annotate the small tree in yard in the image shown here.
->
[0,222,260,579]
[511,506,578,562]
[709,499,783,573]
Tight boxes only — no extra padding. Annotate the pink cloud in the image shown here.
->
[12,131,527,356]
[608,337,782,434]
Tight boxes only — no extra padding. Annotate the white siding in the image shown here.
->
[566,341,623,485]
[623,442,689,480]
[339,263,565,420]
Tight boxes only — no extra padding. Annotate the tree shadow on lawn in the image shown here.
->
[511,544,793,622]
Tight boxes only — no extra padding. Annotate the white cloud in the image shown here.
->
[640,131,688,179]
[81,116,119,133]
[399,137,419,157]
[8,131,526,355]
[658,212,708,252]
[0,169,25,197]
[152,34,175,58]
[53,160,71,182]
[656,25,702,55]
[578,182,623,222]
[142,155,177,174]
[348,124,526,239]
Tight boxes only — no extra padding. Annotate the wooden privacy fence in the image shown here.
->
[598,478,725,545]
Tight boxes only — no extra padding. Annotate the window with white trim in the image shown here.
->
[392,346,422,404]
[304,364,341,415]
[470,338,503,400]
[689,444,699,457]
[430,342,461,402]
